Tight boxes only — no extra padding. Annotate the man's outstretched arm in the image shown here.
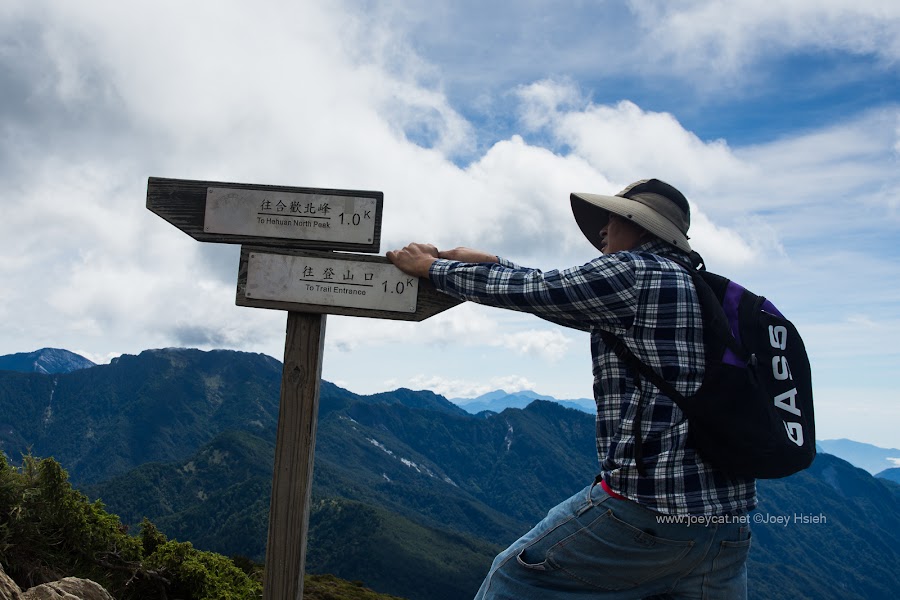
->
[387,243,499,278]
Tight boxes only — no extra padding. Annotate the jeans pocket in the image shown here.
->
[711,529,752,575]
[517,508,694,591]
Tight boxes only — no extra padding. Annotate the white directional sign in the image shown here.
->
[236,247,459,321]
[245,251,418,313]
[146,177,383,253]
[204,187,377,245]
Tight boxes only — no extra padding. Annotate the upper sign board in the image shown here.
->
[147,177,383,252]
[204,187,377,245]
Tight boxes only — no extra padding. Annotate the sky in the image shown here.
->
[1,0,898,447]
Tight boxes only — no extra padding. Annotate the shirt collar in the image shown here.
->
[632,238,690,261]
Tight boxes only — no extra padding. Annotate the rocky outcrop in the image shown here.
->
[19,579,114,600]
[0,564,20,600]
[0,566,114,600]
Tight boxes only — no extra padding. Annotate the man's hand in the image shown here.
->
[386,243,440,278]
[387,244,500,278]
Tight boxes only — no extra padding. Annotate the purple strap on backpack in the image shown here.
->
[722,281,746,368]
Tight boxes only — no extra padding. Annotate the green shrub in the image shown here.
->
[0,453,261,599]
[144,537,262,600]
[0,452,404,599]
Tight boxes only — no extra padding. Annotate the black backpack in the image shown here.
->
[600,252,815,479]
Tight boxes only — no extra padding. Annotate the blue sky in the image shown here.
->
[1,0,898,447]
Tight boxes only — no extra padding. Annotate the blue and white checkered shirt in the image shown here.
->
[429,239,757,516]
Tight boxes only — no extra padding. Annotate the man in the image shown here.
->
[387,179,755,600]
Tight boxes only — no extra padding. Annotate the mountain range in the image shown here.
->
[451,389,595,414]
[816,438,900,475]
[3,348,897,474]
[2,348,899,599]
[878,468,900,484]
[0,348,95,375]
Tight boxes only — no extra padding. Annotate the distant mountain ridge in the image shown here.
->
[816,438,900,474]
[0,348,284,484]
[877,467,900,484]
[0,348,468,485]
[0,348,95,374]
[451,389,594,414]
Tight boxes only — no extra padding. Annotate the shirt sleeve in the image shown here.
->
[428,255,638,332]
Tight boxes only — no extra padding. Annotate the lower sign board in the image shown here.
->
[236,246,461,321]
[246,251,417,313]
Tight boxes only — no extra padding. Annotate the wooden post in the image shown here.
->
[264,311,327,600]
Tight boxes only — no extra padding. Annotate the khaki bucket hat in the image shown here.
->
[571,179,692,252]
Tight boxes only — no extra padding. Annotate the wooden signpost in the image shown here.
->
[147,177,460,600]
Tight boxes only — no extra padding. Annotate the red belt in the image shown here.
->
[601,479,628,501]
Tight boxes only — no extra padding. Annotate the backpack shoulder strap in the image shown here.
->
[598,331,686,405]
[665,254,751,364]
[598,330,686,478]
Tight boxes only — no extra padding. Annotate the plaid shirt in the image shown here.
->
[429,239,757,516]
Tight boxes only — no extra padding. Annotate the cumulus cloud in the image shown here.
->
[517,81,749,185]
[512,80,779,267]
[499,329,572,362]
[324,303,577,364]
[729,107,900,240]
[631,0,900,77]
[802,314,900,362]
[6,1,856,369]
[405,374,539,399]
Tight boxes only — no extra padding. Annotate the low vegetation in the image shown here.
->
[0,452,402,599]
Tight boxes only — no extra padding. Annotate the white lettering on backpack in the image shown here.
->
[772,356,792,381]
[769,324,804,447]
[774,388,801,416]
[769,325,787,350]
[784,422,804,446]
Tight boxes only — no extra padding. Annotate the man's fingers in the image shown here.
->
[387,243,437,262]
[405,243,439,257]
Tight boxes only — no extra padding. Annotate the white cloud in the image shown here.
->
[518,82,750,186]
[724,107,900,249]
[513,79,900,269]
[516,78,584,131]
[324,303,576,363]
[1,5,887,359]
[499,329,572,362]
[511,80,778,267]
[631,0,900,77]
[803,315,900,364]
[405,374,538,399]
[456,135,608,261]
[5,2,847,366]
[322,303,488,353]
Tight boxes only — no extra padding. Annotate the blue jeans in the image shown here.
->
[474,482,751,599]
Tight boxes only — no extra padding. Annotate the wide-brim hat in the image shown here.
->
[571,178,692,252]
